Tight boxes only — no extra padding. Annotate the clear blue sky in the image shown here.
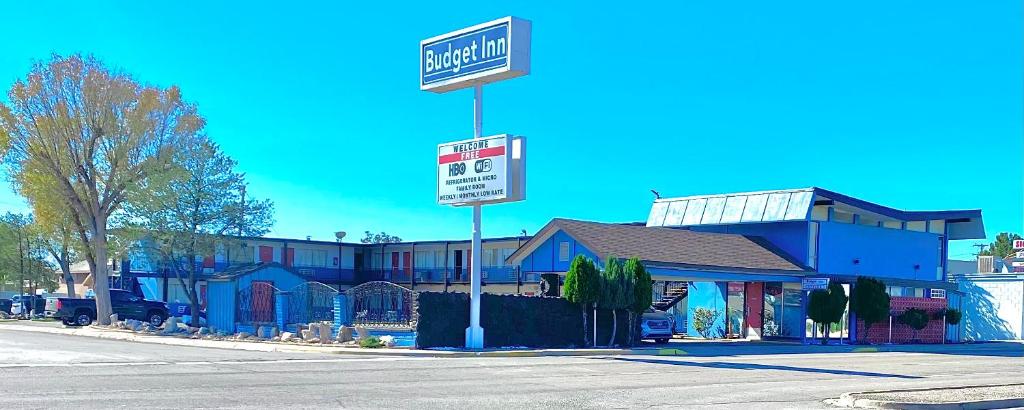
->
[0,2,1020,260]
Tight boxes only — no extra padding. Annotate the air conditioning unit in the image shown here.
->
[298,268,314,275]
[977,255,994,273]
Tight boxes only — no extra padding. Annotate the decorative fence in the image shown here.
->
[346,281,413,328]
[237,281,276,325]
[285,282,338,326]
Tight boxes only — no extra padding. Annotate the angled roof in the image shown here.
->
[508,218,810,275]
[648,187,984,240]
[208,262,307,280]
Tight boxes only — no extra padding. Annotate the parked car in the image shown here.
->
[11,295,46,317]
[641,309,674,344]
[47,290,169,327]
[0,298,12,315]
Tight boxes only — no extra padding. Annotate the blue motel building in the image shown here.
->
[118,187,983,342]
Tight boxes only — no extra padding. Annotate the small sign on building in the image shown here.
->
[1013,239,1024,250]
[801,277,830,291]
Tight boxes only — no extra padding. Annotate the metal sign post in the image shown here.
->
[424,17,531,350]
[466,84,485,348]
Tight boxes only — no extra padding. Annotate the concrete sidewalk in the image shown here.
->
[0,322,648,357]
[2,321,1019,358]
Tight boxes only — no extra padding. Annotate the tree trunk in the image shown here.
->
[821,323,830,345]
[91,213,113,326]
[188,274,200,328]
[581,305,589,347]
[60,249,76,299]
[609,309,618,347]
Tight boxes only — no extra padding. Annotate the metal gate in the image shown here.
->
[237,281,276,325]
[286,282,338,325]
[347,281,412,328]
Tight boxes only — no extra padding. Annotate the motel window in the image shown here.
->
[558,242,570,262]
[500,247,515,266]
[906,221,927,232]
[810,205,830,221]
[832,210,854,224]
[930,289,946,299]
[295,249,327,267]
[415,251,432,268]
[434,251,446,269]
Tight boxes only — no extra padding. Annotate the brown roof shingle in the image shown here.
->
[538,218,808,274]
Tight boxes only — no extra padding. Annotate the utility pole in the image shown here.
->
[17,221,24,319]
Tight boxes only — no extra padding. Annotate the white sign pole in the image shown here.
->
[466,83,485,349]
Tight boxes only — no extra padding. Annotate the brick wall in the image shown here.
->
[856,296,947,344]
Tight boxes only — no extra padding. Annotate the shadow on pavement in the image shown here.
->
[597,356,922,379]
[636,340,1024,358]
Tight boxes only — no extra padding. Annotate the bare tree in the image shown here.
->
[0,54,202,324]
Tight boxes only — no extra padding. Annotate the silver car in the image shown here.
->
[641,309,674,344]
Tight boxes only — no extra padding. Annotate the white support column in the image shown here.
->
[466,84,485,349]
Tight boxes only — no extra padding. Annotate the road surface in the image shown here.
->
[0,327,1021,409]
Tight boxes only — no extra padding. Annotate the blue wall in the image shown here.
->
[816,222,940,281]
[206,266,310,334]
[689,221,810,266]
[207,280,236,333]
[686,281,726,338]
[234,266,307,292]
[520,230,600,273]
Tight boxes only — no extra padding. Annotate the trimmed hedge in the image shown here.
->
[415,291,634,349]
[414,292,469,349]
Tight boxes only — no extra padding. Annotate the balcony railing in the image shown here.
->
[357,266,524,284]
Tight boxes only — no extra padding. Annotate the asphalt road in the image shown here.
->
[0,328,1022,409]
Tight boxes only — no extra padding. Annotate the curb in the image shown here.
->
[830,384,1024,409]
[0,323,651,358]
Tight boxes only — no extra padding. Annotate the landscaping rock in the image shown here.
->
[319,323,332,344]
[109,314,119,323]
[280,331,294,340]
[301,329,315,341]
[198,327,211,335]
[380,335,396,348]
[337,326,354,343]
[236,332,251,339]
[163,316,179,330]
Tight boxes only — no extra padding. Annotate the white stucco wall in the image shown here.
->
[960,278,1024,341]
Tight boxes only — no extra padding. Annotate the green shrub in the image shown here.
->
[414,292,469,348]
[897,307,930,342]
[359,336,383,348]
[850,277,890,343]
[413,291,632,349]
[808,282,848,345]
[943,308,962,325]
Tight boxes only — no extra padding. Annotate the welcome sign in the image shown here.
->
[420,16,531,93]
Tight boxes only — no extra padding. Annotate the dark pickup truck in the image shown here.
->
[47,290,169,327]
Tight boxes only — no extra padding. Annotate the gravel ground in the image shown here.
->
[851,384,1024,404]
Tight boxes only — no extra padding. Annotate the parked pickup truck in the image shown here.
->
[46,290,169,327]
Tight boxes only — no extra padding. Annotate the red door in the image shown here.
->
[745,282,765,338]
[285,248,294,267]
[251,281,274,323]
[391,252,400,279]
[403,252,412,277]
[258,246,273,263]
[467,249,472,274]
